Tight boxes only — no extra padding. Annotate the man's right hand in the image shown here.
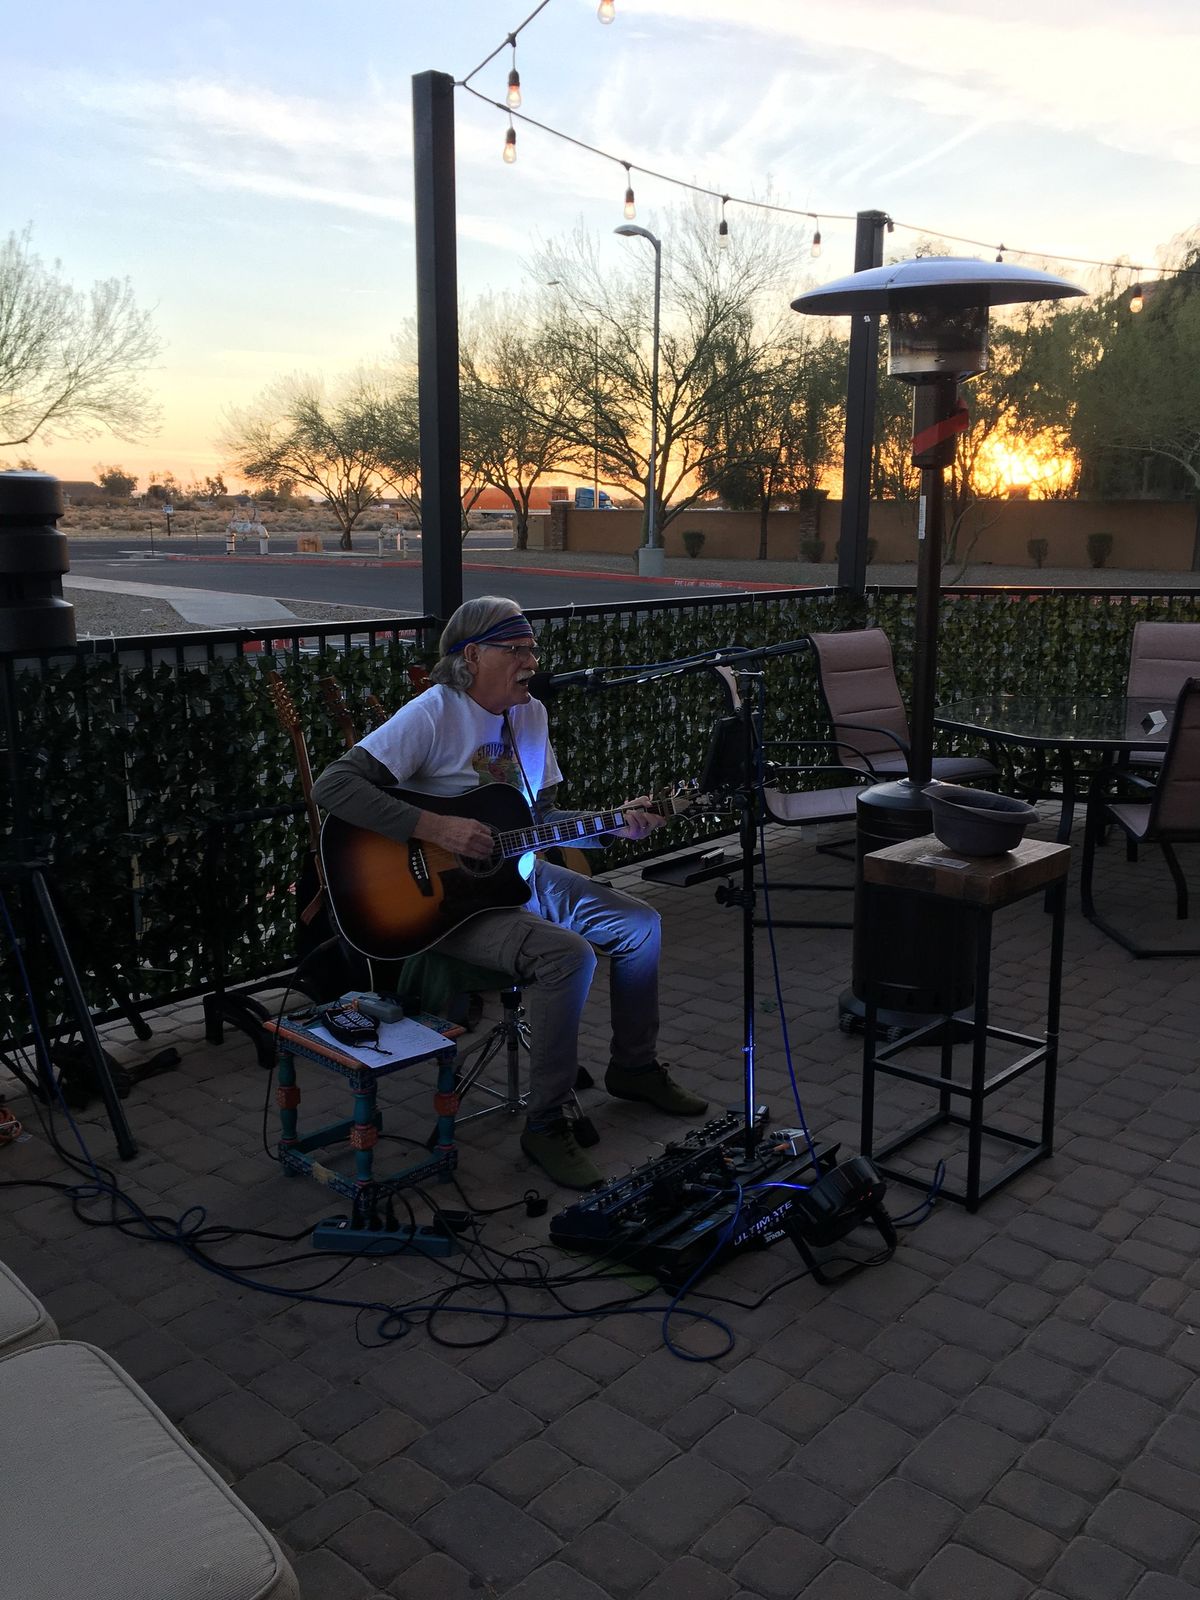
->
[413,809,496,859]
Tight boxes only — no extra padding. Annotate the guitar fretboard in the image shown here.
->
[495,808,631,858]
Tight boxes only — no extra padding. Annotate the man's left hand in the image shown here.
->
[610,795,665,841]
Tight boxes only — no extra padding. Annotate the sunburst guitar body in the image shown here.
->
[320,781,697,961]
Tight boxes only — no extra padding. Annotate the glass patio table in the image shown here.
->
[934,694,1175,842]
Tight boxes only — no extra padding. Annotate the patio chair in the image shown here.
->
[1124,620,1200,770]
[1080,677,1200,958]
[711,665,871,929]
[809,627,997,783]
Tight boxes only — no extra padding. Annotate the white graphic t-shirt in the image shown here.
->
[359,684,562,806]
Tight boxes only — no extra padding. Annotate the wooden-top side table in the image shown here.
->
[860,835,1071,1211]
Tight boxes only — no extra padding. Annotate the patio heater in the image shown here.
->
[792,259,1082,1031]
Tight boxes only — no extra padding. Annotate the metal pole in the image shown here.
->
[593,328,601,512]
[412,69,463,624]
[908,375,959,786]
[647,236,661,553]
[836,210,888,594]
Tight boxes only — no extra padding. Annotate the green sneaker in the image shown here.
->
[604,1062,709,1116]
[520,1119,604,1189]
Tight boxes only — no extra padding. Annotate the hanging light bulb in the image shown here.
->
[996,243,1006,263]
[505,36,522,109]
[503,123,517,164]
[622,162,635,220]
[718,196,730,249]
[1130,283,1144,313]
[810,224,822,259]
[597,0,615,21]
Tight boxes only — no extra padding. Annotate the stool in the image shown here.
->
[397,953,596,1146]
[0,1340,299,1599]
[450,984,598,1147]
[0,1258,58,1356]
[860,834,1070,1210]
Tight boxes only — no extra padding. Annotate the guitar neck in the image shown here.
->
[495,807,632,859]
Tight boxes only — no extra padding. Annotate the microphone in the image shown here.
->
[527,667,604,700]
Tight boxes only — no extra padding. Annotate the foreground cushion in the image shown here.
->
[0,1340,299,1600]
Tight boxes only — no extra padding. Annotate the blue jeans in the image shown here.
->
[432,861,660,1118]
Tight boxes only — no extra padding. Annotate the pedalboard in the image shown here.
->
[550,1110,859,1286]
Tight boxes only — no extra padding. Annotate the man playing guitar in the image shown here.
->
[312,595,707,1188]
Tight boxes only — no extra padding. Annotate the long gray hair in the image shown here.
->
[429,595,524,691]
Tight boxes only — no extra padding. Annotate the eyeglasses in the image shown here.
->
[485,642,541,660]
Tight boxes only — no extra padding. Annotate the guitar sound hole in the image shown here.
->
[458,838,503,878]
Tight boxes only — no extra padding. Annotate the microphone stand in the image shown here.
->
[532,637,813,1164]
[712,668,766,1162]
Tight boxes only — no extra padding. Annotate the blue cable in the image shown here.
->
[750,677,820,1170]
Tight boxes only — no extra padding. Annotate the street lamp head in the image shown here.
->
[792,256,1083,382]
[614,224,660,248]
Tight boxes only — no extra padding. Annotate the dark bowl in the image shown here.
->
[923,782,1037,857]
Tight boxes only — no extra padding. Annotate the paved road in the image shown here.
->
[68,548,743,611]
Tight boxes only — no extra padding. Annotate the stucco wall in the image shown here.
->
[548,500,1199,570]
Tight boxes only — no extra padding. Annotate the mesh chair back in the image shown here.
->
[1126,622,1200,701]
[1151,678,1200,836]
[809,628,910,772]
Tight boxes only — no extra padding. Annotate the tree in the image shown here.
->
[537,206,801,542]
[373,364,423,526]
[1072,238,1200,498]
[95,464,137,498]
[701,322,846,558]
[221,373,394,549]
[183,472,227,500]
[0,226,159,448]
[144,471,179,505]
[460,298,579,550]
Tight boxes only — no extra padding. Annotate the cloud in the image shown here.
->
[59,73,415,222]
[631,0,1199,168]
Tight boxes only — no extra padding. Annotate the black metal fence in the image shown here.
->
[2,584,1199,1036]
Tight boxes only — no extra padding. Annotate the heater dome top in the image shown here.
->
[791,256,1083,317]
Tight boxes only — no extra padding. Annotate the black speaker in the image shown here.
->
[0,471,75,651]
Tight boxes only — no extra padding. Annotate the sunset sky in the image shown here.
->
[3,0,1196,490]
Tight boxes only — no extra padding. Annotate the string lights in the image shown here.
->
[463,5,1189,286]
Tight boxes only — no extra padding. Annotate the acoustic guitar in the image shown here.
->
[320,781,699,960]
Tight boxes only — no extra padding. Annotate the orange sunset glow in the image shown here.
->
[972,430,1078,499]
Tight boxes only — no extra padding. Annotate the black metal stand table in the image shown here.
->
[860,835,1071,1210]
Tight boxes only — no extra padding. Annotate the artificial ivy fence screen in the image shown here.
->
[1,584,1197,1038]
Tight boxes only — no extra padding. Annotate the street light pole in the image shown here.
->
[593,325,601,515]
[614,223,664,577]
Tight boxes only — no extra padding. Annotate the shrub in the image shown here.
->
[799,536,825,563]
[681,529,706,559]
[1027,537,1049,569]
[835,536,877,566]
[1087,532,1114,569]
